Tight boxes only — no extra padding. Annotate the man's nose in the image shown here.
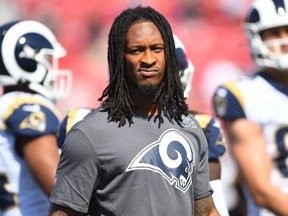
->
[141,50,156,65]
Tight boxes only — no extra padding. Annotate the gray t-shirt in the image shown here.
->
[50,107,213,216]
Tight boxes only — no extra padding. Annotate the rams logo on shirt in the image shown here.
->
[126,129,195,193]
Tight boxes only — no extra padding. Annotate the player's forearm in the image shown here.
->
[252,186,288,215]
[208,161,221,180]
[50,210,84,216]
[51,211,68,216]
[195,196,220,216]
[50,204,85,216]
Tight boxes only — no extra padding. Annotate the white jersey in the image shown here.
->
[213,72,288,216]
[0,91,61,216]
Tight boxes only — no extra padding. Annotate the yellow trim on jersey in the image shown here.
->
[222,81,245,110]
[194,114,212,129]
[66,108,79,134]
[0,172,20,210]
[2,96,61,130]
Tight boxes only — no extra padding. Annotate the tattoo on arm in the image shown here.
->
[195,196,215,216]
[50,211,68,216]
[50,204,85,216]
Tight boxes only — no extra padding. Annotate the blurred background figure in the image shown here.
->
[0,0,253,115]
[174,33,229,216]
[0,20,71,216]
[213,0,288,215]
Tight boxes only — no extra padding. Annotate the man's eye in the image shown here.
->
[127,48,142,54]
[153,47,164,52]
[131,49,140,53]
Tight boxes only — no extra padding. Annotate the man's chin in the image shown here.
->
[137,84,159,95]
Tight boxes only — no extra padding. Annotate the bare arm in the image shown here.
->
[50,204,85,216]
[209,160,221,181]
[225,119,288,215]
[195,196,220,216]
[23,134,60,196]
[209,160,230,216]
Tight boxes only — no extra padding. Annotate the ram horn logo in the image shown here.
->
[126,129,195,193]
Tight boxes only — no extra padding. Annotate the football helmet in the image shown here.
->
[0,20,72,101]
[243,0,288,70]
[173,34,195,98]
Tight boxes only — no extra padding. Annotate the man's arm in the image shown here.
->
[209,160,221,180]
[196,113,228,215]
[23,134,60,196]
[50,204,85,216]
[195,196,220,216]
[225,119,288,215]
[209,161,230,216]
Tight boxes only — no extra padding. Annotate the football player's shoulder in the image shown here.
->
[72,106,103,130]
[58,107,92,132]
[193,113,213,129]
[214,80,240,99]
[2,92,60,120]
[213,73,256,97]
[2,92,61,136]
[66,107,93,125]
[213,79,246,120]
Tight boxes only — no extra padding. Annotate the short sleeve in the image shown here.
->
[50,128,100,213]
[193,129,214,200]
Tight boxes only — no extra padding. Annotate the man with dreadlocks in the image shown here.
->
[49,6,219,216]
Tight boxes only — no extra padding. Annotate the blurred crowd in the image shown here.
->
[1,0,254,114]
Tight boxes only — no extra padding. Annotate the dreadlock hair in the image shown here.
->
[98,5,189,127]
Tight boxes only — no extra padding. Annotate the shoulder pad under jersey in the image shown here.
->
[57,107,93,148]
[212,81,246,120]
[194,114,226,160]
[3,96,61,137]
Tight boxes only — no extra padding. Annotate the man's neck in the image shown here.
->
[264,69,288,87]
[130,91,162,115]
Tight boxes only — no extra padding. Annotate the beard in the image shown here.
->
[136,83,159,95]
